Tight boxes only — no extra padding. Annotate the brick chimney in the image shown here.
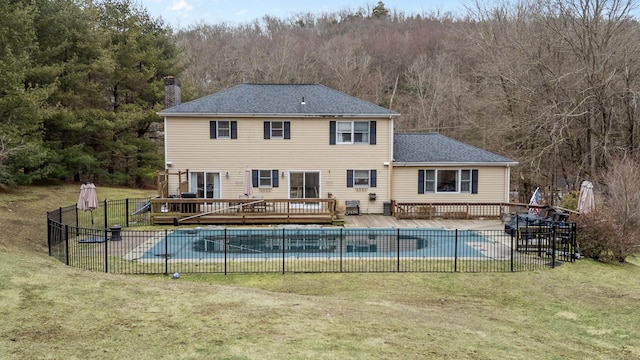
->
[164,76,181,108]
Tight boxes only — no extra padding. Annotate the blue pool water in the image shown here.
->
[139,228,490,260]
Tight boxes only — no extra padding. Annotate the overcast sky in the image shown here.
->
[138,0,473,29]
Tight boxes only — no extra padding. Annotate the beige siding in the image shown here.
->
[392,166,510,203]
[165,116,392,213]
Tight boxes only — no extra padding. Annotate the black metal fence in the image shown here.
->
[47,198,153,231]
[47,200,577,274]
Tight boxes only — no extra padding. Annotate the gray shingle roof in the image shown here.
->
[158,83,399,117]
[393,133,517,164]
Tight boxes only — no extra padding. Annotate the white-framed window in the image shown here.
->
[251,169,279,188]
[330,121,376,145]
[217,121,231,138]
[347,169,377,188]
[425,169,436,192]
[270,121,283,138]
[420,169,475,194]
[259,170,272,187]
[337,121,370,144]
[264,121,290,139]
[353,170,370,187]
[460,169,472,193]
[210,120,237,139]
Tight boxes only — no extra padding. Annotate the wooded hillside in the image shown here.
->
[2,0,639,203]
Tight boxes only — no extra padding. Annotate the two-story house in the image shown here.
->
[158,79,517,216]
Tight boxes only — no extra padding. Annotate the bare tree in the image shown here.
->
[542,0,640,176]
[599,155,640,230]
[451,0,640,200]
[403,53,464,133]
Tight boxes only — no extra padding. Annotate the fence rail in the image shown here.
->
[47,199,577,274]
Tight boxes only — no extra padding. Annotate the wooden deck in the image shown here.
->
[149,198,508,229]
[150,198,336,225]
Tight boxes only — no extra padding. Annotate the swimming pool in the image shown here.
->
[138,227,493,260]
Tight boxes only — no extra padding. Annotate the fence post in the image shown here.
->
[510,231,514,272]
[397,228,400,272]
[74,206,79,235]
[224,228,227,275]
[282,228,286,274]
[551,224,556,268]
[104,199,108,230]
[47,218,52,256]
[164,229,168,275]
[339,228,343,273]
[64,224,69,266]
[105,228,109,273]
[572,223,577,261]
[454,229,458,272]
[125,199,130,228]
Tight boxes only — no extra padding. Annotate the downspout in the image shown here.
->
[164,116,168,169]
[504,164,512,222]
[389,117,394,203]
[506,164,512,203]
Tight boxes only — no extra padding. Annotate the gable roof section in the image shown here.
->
[393,133,518,166]
[158,83,399,118]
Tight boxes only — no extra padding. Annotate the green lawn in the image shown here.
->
[1,185,639,359]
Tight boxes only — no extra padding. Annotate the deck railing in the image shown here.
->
[392,202,551,220]
[149,198,336,225]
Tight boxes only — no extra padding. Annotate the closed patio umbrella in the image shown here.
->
[77,183,98,212]
[77,182,101,242]
[243,168,253,198]
[577,181,595,214]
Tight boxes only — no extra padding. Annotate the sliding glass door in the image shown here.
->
[189,171,221,198]
[289,171,320,199]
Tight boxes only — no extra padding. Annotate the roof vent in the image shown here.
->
[301,96,306,105]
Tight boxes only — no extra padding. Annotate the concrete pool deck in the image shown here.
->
[118,216,509,262]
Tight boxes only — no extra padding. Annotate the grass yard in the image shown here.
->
[1,185,639,359]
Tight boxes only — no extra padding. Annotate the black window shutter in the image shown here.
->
[231,121,237,139]
[369,121,376,145]
[284,122,290,139]
[252,170,258,188]
[209,121,217,139]
[272,170,279,188]
[472,169,479,194]
[370,170,377,187]
[347,170,353,187]
[329,121,336,145]
[264,122,270,139]
[418,170,425,194]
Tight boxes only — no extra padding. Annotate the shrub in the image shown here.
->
[559,190,578,211]
[575,208,640,263]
